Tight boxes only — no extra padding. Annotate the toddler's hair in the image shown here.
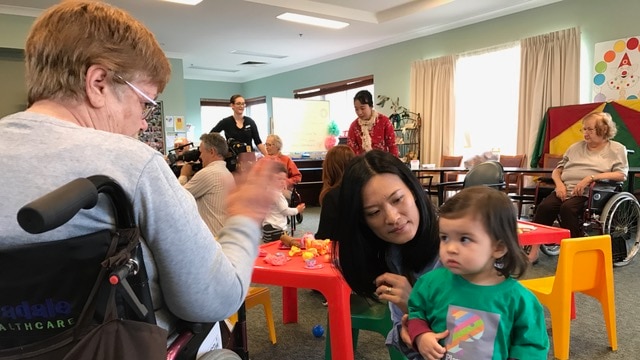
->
[273,161,287,175]
[439,186,529,278]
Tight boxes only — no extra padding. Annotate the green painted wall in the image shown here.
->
[2,0,640,140]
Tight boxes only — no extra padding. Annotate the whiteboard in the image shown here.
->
[272,97,330,153]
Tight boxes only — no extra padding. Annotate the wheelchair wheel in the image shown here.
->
[540,244,561,256]
[601,192,640,267]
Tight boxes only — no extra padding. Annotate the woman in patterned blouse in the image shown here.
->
[347,90,398,157]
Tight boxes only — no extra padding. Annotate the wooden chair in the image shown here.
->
[516,153,562,218]
[423,155,463,202]
[498,154,527,195]
[520,235,617,360]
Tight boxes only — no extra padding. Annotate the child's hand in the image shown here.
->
[416,330,449,360]
[296,203,306,213]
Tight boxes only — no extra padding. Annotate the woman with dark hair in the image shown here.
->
[315,145,355,240]
[332,149,440,356]
[347,90,398,156]
[210,94,267,156]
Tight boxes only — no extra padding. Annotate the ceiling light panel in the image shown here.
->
[276,12,349,29]
[161,0,203,5]
[231,50,288,59]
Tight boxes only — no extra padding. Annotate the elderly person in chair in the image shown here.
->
[527,112,628,264]
[264,134,301,191]
[0,0,280,337]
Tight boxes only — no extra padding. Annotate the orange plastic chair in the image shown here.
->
[229,287,277,344]
[520,235,617,360]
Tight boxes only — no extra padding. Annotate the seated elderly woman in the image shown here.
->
[527,112,629,263]
[264,134,301,191]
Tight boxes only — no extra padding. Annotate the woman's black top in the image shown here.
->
[210,116,263,149]
[315,186,340,240]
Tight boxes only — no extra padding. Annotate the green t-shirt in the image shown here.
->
[408,267,549,360]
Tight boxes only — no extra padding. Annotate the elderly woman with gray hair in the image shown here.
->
[264,134,302,190]
[528,112,629,263]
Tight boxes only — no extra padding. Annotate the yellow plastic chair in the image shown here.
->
[520,235,617,360]
[229,286,277,344]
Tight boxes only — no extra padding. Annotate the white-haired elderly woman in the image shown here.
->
[264,134,301,191]
[528,112,629,263]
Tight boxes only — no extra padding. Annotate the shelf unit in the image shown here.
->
[393,112,421,162]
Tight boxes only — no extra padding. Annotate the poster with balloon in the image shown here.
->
[592,36,640,102]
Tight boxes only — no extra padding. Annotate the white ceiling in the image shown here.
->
[0,0,560,83]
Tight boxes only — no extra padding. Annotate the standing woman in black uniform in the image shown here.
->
[210,94,268,156]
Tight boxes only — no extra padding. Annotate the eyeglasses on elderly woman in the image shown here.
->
[114,74,158,120]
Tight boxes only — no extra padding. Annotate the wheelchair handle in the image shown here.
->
[17,178,99,234]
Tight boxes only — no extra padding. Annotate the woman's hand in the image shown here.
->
[572,176,592,197]
[374,272,412,314]
[554,183,568,201]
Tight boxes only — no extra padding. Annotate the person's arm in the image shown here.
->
[382,115,399,157]
[507,288,550,359]
[285,156,302,187]
[182,167,209,199]
[135,155,279,322]
[210,117,227,133]
[247,117,268,156]
[347,120,362,154]
[256,143,268,156]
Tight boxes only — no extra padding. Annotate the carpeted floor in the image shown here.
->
[242,206,640,359]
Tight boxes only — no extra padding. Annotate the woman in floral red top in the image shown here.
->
[347,90,398,157]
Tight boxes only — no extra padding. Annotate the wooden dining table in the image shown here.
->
[413,166,557,205]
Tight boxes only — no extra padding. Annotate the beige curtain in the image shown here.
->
[518,27,580,165]
[410,55,456,164]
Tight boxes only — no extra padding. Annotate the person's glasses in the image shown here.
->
[114,74,158,120]
[234,102,246,106]
[581,127,596,133]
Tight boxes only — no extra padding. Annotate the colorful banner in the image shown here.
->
[531,100,640,167]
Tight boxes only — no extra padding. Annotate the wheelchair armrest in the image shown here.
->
[536,176,555,185]
[175,320,215,334]
[590,179,623,192]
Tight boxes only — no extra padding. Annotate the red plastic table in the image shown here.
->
[252,241,353,360]
[517,220,570,246]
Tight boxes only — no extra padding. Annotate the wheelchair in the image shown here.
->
[1,176,245,359]
[531,178,640,267]
[289,184,303,235]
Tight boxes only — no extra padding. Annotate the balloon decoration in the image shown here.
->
[324,136,338,150]
[325,120,340,149]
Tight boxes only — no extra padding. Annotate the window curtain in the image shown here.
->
[518,27,580,164]
[410,55,456,164]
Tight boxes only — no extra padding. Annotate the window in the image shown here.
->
[454,44,520,159]
[295,76,373,137]
[200,96,268,144]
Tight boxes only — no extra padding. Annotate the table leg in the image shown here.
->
[322,283,353,360]
[281,287,298,323]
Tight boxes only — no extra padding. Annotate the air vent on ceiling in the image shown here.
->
[239,61,268,67]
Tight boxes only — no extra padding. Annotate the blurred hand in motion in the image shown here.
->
[227,158,281,224]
